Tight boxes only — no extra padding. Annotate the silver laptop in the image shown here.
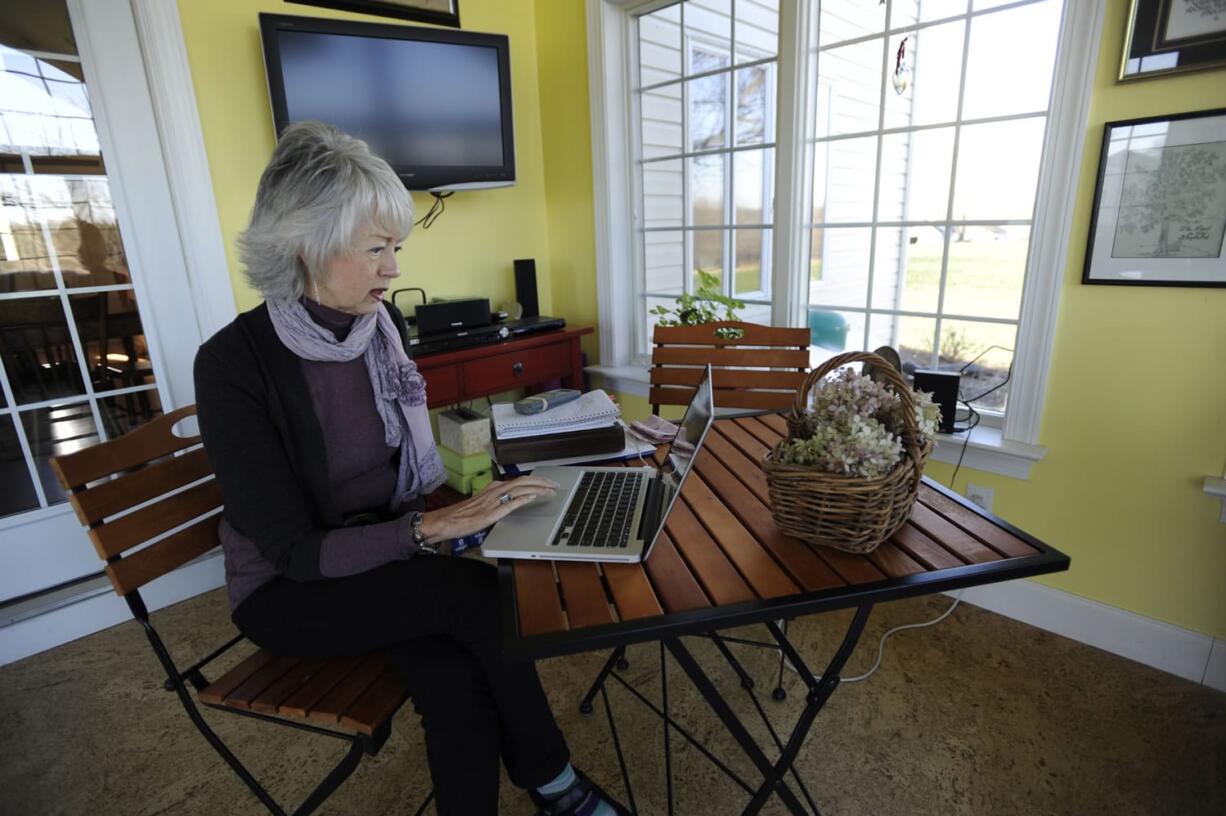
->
[482,365,714,563]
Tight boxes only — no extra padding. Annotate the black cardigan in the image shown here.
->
[193,300,413,581]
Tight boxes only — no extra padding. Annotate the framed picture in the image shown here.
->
[1083,108,1226,287]
[285,0,460,28]
[1120,0,1226,80]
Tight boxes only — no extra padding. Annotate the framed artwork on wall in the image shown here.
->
[1120,0,1226,80]
[285,0,460,28]
[1083,108,1226,287]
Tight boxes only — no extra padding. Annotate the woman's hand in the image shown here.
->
[419,476,560,544]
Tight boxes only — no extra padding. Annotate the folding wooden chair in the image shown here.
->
[50,404,432,816]
[648,321,811,415]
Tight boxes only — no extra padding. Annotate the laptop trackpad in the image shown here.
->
[510,466,582,518]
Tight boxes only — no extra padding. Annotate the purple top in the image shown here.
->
[220,299,420,611]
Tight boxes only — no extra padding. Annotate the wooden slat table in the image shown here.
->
[496,414,1069,815]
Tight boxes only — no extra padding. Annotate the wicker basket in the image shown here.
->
[762,351,932,554]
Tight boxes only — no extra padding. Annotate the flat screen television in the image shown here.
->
[259,13,515,192]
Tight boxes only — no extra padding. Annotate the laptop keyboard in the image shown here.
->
[552,471,643,548]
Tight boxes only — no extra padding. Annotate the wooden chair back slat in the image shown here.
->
[649,367,805,390]
[651,346,809,368]
[88,479,223,559]
[649,322,810,413]
[70,447,212,526]
[51,404,199,489]
[651,322,810,347]
[105,514,222,596]
[649,386,798,411]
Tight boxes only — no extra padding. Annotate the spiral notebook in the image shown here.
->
[490,390,621,439]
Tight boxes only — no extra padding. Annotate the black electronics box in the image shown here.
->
[912,369,960,434]
[415,298,491,336]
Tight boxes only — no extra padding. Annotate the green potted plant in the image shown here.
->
[648,270,746,339]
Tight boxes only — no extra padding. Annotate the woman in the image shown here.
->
[194,121,622,816]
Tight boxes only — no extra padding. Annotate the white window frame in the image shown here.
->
[586,0,1104,479]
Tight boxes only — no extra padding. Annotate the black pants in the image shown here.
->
[233,556,570,815]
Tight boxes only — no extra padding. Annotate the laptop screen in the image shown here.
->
[640,365,714,555]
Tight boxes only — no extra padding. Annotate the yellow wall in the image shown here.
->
[180,0,1225,637]
[923,0,1226,639]
[177,0,556,317]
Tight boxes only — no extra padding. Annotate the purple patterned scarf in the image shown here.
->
[266,298,446,510]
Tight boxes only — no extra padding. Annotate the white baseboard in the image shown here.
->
[949,579,1224,692]
[0,551,225,667]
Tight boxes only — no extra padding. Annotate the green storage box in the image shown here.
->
[439,444,492,476]
[445,466,494,496]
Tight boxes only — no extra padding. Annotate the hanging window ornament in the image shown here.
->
[892,36,911,95]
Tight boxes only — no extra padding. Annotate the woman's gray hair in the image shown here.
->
[238,121,413,303]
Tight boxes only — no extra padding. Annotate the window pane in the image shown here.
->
[819,0,886,46]
[953,117,1046,220]
[638,3,682,87]
[735,65,769,146]
[812,135,877,223]
[687,0,732,71]
[868,312,938,373]
[644,230,685,294]
[97,387,162,440]
[643,158,683,228]
[818,39,883,136]
[641,85,683,159]
[688,72,727,150]
[735,0,778,62]
[48,177,128,288]
[890,0,968,27]
[68,291,154,396]
[883,21,965,130]
[733,227,769,295]
[1,44,98,168]
[809,227,870,308]
[0,414,39,517]
[808,309,864,367]
[936,319,1017,412]
[963,1,1061,120]
[690,154,724,226]
[0,295,85,403]
[734,147,771,224]
[872,226,941,314]
[944,225,1028,320]
[692,229,724,291]
[20,401,100,505]
[0,174,58,292]
[877,127,955,223]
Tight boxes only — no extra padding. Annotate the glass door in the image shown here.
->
[0,0,208,605]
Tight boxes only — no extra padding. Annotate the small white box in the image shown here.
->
[438,408,491,456]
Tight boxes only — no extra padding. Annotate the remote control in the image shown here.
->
[513,389,582,415]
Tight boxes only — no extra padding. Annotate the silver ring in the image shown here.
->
[497,492,512,505]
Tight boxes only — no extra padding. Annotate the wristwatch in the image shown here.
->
[411,512,438,556]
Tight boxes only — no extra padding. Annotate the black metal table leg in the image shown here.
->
[580,645,627,714]
[664,637,810,815]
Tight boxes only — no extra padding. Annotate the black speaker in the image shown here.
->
[912,370,960,434]
[415,298,491,336]
[514,258,539,319]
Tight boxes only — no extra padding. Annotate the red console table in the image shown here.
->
[414,326,592,409]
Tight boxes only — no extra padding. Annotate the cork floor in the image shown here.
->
[0,588,1222,816]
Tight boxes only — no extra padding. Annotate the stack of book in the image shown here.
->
[489,390,624,466]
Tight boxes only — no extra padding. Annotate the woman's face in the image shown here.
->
[314,225,403,315]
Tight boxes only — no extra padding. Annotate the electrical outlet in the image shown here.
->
[965,483,994,513]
